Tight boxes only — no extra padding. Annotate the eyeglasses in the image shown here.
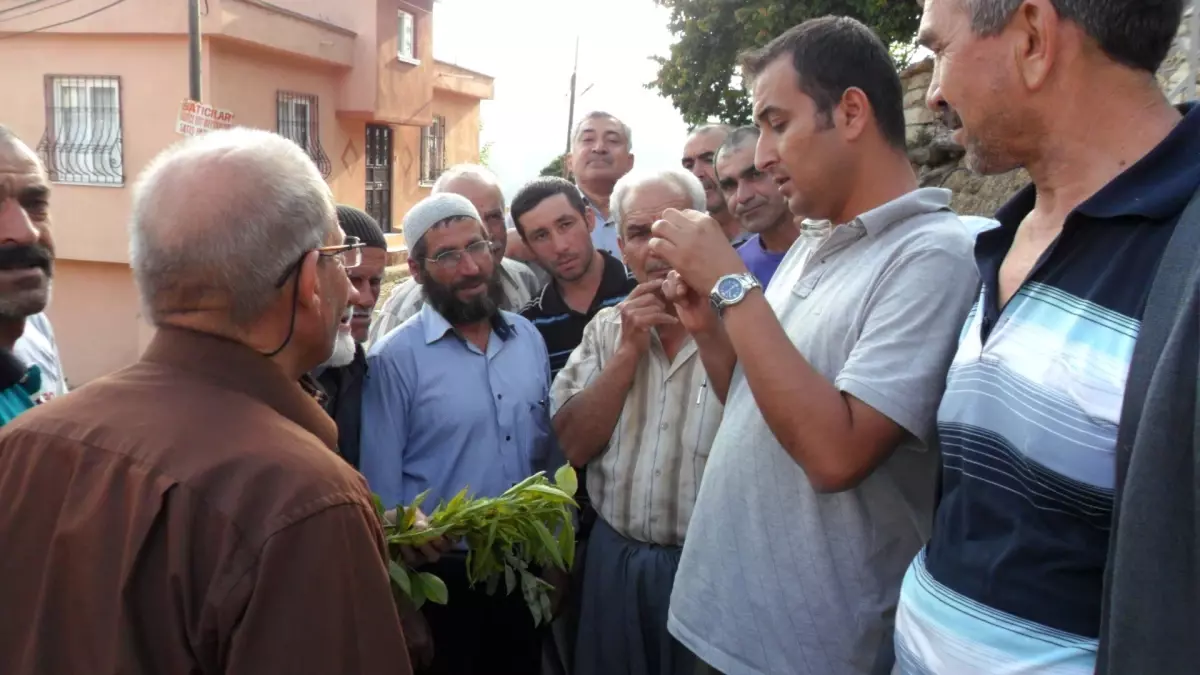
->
[275,236,367,288]
[425,239,492,271]
[318,235,365,270]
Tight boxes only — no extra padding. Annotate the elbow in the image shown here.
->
[559,441,591,469]
[782,442,869,494]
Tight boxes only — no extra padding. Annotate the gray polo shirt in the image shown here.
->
[667,188,979,675]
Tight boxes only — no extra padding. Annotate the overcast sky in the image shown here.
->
[433,0,693,202]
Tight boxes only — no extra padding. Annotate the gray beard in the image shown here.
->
[321,331,356,369]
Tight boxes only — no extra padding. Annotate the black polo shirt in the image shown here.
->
[520,250,636,379]
[521,250,635,538]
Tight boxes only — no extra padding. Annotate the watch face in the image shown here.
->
[717,276,744,302]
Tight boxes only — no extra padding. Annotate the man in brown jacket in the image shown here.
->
[0,128,412,674]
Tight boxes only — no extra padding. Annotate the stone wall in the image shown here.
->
[901,5,1197,217]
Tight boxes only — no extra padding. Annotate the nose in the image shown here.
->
[551,232,572,256]
[344,274,363,308]
[351,278,372,309]
[459,250,481,276]
[925,62,947,114]
[0,197,40,247]
[754,134,778,174]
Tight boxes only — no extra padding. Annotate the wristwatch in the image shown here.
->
[709,273,762,316]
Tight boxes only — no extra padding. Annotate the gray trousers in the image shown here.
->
[574,518,697,675]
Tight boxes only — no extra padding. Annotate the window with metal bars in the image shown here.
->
[37,75,124,186]
[276,91,331,178]
[420,115,446,185]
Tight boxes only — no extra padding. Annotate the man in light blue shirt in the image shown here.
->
[360,192,556,675]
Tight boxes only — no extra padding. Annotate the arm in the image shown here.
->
[721,246,978,492]
[224,504,413,675]
[359,349,411,511]
[552,341,639,468]
[692,324,737,403]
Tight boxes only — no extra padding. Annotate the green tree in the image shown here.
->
[539,154,570,179]
[650,0,922,126]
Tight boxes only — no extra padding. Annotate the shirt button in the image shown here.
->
[660,422,669,431]
[655,469,662,477]
[505,435,511,441]
[497,394,503,400]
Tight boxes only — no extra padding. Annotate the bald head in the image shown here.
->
[129,128,335,326]
[432,164,507,263]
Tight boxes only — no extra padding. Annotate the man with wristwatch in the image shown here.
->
[651,17,980,675]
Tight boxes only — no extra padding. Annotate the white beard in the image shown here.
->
[322,331,357,369]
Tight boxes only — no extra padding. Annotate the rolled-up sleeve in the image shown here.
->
[834,243,979,446]
[360,347,411,510]
[549,315,605,417]
[224,503,412,675]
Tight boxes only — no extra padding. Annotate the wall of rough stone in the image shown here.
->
[901,4,1197,217]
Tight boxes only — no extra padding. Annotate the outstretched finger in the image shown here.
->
[625,280,666,301]
[648,236,679,262]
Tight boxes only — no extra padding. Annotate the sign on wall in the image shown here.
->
[175,100,235,136]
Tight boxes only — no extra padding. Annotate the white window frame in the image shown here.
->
[397,10,418,64]
[48,76,124,186]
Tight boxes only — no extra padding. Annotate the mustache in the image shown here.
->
[940,106,963,130]
[0,245,53,273]
[453,274,488,291]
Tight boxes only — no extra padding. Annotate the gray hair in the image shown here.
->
[572,111,633,151]
[432,163,502,196]
[715,125,760,166]
[965,0,1182,73]
[611,167,706,234]
[129,127,334,327]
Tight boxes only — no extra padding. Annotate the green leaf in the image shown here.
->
[531,521,565,569]
[416,571,449,605]
[553,464,578,498]
[521,484,576,504]
[388,559,412,596]
[504,565,516,594]
[409,569,426,609]
[558,522,576,570]
[402,490,430,531]
[371,493,386,519]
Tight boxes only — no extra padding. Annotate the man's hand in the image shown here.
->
[616,281,677,358]
[650,208,748,297]
[389,507,453,567]
[662,271,720,337]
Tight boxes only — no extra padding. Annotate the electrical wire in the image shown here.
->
[0,0,128,38]
[0,0,49,17]
[0,0,77,23]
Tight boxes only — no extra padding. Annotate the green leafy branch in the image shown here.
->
[374,464,579,626]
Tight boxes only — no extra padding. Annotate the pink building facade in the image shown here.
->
[0,0,493,385]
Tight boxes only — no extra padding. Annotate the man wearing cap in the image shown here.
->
[311,205,388,469]
[360,192,558,675]
[368,165,540,345]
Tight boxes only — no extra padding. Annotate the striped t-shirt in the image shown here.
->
[895,103,1200,674]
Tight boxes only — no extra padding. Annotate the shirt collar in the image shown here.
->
[988,102,1200,255]
[420,302,515,345]
[541,250,631,316]
[1074,102,1200,221]
[854,187,953,236]
[140,326,338,451]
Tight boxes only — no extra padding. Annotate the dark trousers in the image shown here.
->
[418,554,543,675]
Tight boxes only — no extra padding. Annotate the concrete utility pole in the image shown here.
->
[564,35,579,160]
[188,0,202,101]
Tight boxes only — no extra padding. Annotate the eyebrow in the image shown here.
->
[754,104,781,125]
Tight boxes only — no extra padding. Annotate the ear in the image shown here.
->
[407,257,424,285]
[836,87,871,142]
[584,205,596,234]
[1011,0,1057,91]
[295,250,323,311]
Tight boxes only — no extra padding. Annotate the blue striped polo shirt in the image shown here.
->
[895,103,1200,674]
